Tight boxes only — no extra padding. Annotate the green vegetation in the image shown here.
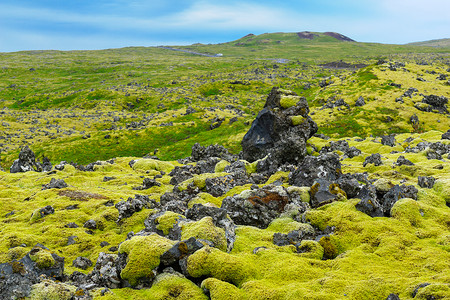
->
[0,32,449,299]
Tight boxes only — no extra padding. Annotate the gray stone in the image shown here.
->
[241,87,317,167]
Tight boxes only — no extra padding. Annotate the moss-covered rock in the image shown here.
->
[155,211,184,235]
[118,234,176,286]
[132,159,175,173]
[390,198,423,226]
[187,246,256,286]
[181,217,227,251]
[29,279,77,300]
[29,247,56,269]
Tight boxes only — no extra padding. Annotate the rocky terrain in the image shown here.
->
[0,33,449,299]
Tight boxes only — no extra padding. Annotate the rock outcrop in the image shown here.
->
[241,88,317,167]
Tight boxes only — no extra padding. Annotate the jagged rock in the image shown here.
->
[72,257,93,270]
[421,95,448,113]
[319,140,361,158]
[196,157,221,174]
[380,185,418,216]
[32,205,55,220]
[204,175,239,197]
[426,151,442,160]
[0,244,65,299]
[87,252,122,289]
[190,143,236,162]
[310,178,347,208]
[395,155,414,166]
[133,178,161,190]
[160,237,204,267]
[10,146,38,173]
[363,153,382,167]
[355,96,365,106]
[381,135,396,147]
[185,204,236,252]
[418,176,436,189]
[289,153,341,187]
[169,165,197,185]
[355,185,383,217]
[403,87,418,98]
[336,173,362,199]
[115,195,157,223]
[83,220,97,230]
[221,185,308,229]
[142,211,185,240]
[241,87,317,167]
[42,178,68,190]
[273,226,315,247]
[386,293,400,300]
[442,129,450,140]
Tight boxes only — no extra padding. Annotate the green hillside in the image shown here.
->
[407,38,450,48]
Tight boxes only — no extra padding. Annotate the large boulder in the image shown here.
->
[10,146,52,173]
[241,88,317,166]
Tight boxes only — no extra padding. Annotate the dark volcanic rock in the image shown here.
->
[42,178,68,190]
[381,135,396,147]
[363,153,382,167]
[72,257,93,270]
[0,244,65,299]
[442,129,450,140]
[310,178,347,208]
[395,155,414,166]
[355,185,383,217]
[191,143,236,162]
[289,153,341,187]
[160,237,204,267]
[10,145,38,173]
[418,176,436,189]
[115,195,156,223]
[87,252,122,289]
[221,185,308,229]
[355,96,366,106]
[241,88,317,167]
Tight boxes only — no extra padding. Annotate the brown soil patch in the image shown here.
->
[57,190,108,201]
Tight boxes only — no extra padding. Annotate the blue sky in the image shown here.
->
[0,0,448,52]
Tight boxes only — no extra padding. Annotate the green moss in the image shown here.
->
[29,279,77,300]
[155,211,184,235]
[188,193,222,208]
[390,198,422,227]
[132,159,175,173]
[148,273,208,300]
[280,95,299,108]
[181,217,227,251]
[187,246,256,286]
[29,248,56,269]
[286,186,311,203]
[7,246,28,261]
[177,172,229,191]
[214,160,230,173]
[243,160,258,175]
[415,283,450,299]
[118,234,175,287]
[290,115,306,126]
[297,240,324,260]
[266,171,289,185]
[201,278,247,300]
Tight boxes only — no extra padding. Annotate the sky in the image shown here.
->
[0,0,448,52]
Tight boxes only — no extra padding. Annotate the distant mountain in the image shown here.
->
[229,31,356,46]
[406,38,450,47]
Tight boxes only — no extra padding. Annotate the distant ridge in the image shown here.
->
[231,31,356,47]
[407,38,450,48]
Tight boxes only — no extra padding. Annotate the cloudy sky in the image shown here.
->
[0,0,448,52]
